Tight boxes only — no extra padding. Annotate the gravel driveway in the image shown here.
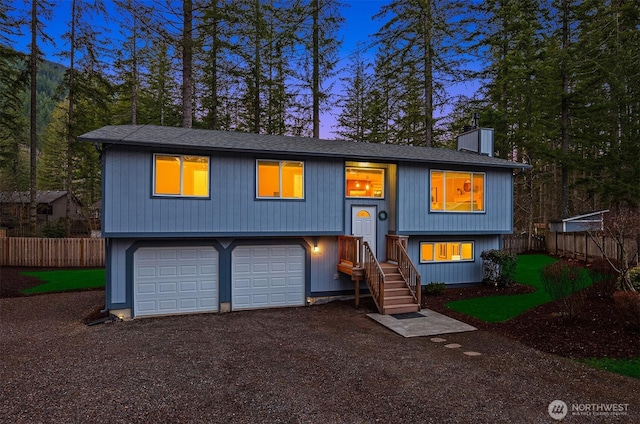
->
[1,291,638,423]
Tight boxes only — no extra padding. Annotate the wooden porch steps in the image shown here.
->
[379,262,420,315]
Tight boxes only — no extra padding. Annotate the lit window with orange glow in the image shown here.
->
[257,160,304,199]
[420,241,474,263]
[430,170,485,212]
[154,154,209,197]
[345,167,384,198]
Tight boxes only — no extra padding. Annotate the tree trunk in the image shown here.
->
[182,0,193,129]
[422,0,432,147]
[252,0,261,134]
[29,0,38,236]
[131,20,138,125]
[66,0,77,237]
[210,3,219,130]
[312,0,320,138]
[560,0,570,218]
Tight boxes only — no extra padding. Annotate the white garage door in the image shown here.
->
[134,246,218,317]
[232,245,305,311]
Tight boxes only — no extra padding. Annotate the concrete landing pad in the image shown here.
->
[367,309,477,338]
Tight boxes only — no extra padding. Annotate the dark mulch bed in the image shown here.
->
[0,267,52,298]
[424,283,640,360]
[0,267,110,323]
[3,266,638,360]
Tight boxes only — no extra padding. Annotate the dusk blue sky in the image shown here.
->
[9,1,474,138]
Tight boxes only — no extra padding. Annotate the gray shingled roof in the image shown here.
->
[0,190,69,204]
[79,125,529,169]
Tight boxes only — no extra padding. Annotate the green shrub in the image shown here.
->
[588,259,620,299]
[423,282,446,296]
[481,250,517,287]
[628,267,640,291]
[41,219,67,238]
[540,261,590,319]
[613,291,640,331]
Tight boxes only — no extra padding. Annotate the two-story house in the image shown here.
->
[80,125,526,319]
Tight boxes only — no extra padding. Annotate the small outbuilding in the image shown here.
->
[550,210,609,233]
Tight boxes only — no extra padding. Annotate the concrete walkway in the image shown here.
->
[367,308,477,337]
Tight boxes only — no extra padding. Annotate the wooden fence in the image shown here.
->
[0,237,105,267]
[503,233,546,254]
[546,231,639,265]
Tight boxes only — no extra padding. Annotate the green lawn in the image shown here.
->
[580,358,640,380]
[446,254,591,323]
[20,269,105,294]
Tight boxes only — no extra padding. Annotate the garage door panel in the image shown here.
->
[158,250,177,260]
[253,263,269,273]
[137,301,157,313]
[180,265,197,276]
[180,281,197,292]
[271,277,286,288]
[178,249,197,260]
[134,246,218,317]
[137,266,156,277]
[136,250,156,261]
[288,276,303,287]
[270,262,286,272]
[200,280,216,291]
[159,266,177,276]
[179,298,197,309]
[158,299,178,311]
[270,293,286,303]
[200,265,216,275]
[232,245,305,311]
[270,247,287,256]
[158,282,178,293]
[137,282,156,294]
[234,263,251,274]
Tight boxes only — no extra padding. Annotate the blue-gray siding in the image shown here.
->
[105,236,357,311]
[397,164,514,234]
[103,148,344,236]
[408,235,501,285]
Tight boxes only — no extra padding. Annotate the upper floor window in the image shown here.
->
[431,170,484,212]
[420,241,474,263]
[257,160,304,199]
[346,167,384,198]
[154,154,209,197]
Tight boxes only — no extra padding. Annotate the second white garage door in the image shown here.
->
[232,245,305,311]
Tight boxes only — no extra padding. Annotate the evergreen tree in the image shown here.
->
[143,36,181,126]
[335,48,371,142]
[373,0,467,147]
[296,0,344,138]
[112,0,153,125]
[58,0,108,233]
[572,0,640,208]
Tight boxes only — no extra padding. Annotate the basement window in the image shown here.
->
[420,242,474,263]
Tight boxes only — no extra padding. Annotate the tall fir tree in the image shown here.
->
[373,0,467,147]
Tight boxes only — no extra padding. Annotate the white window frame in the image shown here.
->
[420,241,475,264]
[153,153,210,198]
[256,160,305,199]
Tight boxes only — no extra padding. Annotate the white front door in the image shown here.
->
[352,206,376,256]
